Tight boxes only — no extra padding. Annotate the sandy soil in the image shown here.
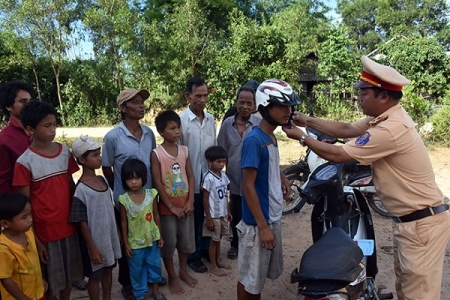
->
[68,131,450,300]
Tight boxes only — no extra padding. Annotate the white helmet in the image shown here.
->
[255,79,301,108]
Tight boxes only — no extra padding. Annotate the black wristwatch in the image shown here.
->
[300,133,309,147]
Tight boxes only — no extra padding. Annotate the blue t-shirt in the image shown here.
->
[241,127,283,225]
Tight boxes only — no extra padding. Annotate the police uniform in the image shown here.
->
[342,56,450,300]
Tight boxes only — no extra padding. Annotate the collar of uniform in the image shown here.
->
[207,170,223,180]
[118,121,149,138]
[186,106,208,122]
[367,104,401,124]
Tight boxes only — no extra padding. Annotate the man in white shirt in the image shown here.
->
[179,77,217,273]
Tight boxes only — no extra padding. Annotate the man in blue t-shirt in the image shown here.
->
[237,79,300,300]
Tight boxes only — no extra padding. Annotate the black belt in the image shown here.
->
[392,204,449,223]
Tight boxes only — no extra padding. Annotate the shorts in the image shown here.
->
[89,263,116,279]
[202,217,229,242]
[41,233,84,296]
[236,220,283,295]
[160,214,195,258]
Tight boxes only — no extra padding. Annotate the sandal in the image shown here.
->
[227,247,238,259]
[120,286,136,300]
[151,292,167,300]
[72,279,88,290]
[187,259,208,273]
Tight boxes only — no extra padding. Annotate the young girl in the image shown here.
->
[119,158,166,300]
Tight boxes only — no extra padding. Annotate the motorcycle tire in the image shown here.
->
[366,193,390,218]
[283,173,307,214]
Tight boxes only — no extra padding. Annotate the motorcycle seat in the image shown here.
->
[291,227,364,288]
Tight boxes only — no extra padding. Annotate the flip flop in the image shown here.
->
[120,286,136,300]
[72,280,88,291]
[227,247,238,259]
[188,259,208,273]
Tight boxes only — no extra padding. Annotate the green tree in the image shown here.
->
[377,36,450,99]
[376,0,450,47]
[0,0,81,125]
[337,0,381,52]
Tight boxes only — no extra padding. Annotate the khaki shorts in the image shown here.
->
[160,214,195,258]
[236,220,283,295]
[202,217,229,242]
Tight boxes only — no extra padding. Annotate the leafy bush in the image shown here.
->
[429,106,450,146]
[401,85,432,130]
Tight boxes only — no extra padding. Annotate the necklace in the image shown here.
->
[129,189,144,197]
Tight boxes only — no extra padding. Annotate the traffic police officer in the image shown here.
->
[283,56,450,300]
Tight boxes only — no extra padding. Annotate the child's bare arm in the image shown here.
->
[150,151,184,218]
[79,221,104,264]
[202,189,214,231]
[227,190,233,222]
[153,197,164,248]
[102,167,114,190]
[0,278,32,300]
[119,203,133,258]
[184,156,195,214]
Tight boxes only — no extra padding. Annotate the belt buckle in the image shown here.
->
[392,217,401,223]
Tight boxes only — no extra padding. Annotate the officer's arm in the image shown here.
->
[303,137,354,164]
[292,112,361,139]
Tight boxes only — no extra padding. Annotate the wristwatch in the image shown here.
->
[299,133,309,147]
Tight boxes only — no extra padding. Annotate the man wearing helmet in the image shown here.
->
[237,79,298,299]
[283,56,450,300]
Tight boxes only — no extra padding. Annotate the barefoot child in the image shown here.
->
[202,146,232,276]
[119,158,166,300]
[0,192,47,300]
[69,135,121,300]
[13,101,83,300]
[151,110,197,294]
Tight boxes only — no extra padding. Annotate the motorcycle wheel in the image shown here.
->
[283,173,307,214]
[366,193,390,218]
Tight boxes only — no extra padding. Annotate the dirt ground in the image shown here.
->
[69,134,450,300]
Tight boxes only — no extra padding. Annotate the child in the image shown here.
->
[151,110,196,295]
[119,158,166,300]
[202,146,232,277]
[0,192,47,300]
[12,101,83,300]
[69,135,121,300]
[237,79,299,299]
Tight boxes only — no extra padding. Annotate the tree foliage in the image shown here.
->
[0,0,449,141]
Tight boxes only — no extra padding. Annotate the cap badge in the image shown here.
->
[368,115,388,126]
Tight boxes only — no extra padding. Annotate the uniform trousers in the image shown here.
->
[393,211,450,300]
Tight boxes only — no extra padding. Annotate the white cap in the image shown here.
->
[72,135,103,158]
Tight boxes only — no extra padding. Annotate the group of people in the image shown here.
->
[0,55,449,300]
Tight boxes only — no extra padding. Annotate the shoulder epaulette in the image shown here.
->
[369,115,388,126]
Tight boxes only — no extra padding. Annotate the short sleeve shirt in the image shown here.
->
[13,144,79,242]
[241,127,283,225]
[179,107,217,193]
[202,170,230,218]
[102,122,156,208]
[0,229,45,300]
[217,114,261,195]
[119,188,160,249]
[342,104,443,216]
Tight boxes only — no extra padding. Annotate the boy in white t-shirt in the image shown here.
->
[202,146,232,277]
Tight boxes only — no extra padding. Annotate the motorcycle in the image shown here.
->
[290,161,393,300]
[282,129,390,218]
